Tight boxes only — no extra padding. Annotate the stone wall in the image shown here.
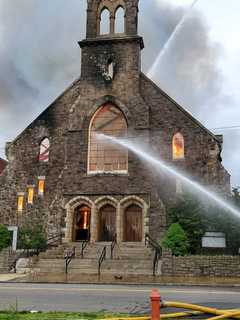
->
[162,249,240,278]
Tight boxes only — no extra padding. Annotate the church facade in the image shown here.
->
[0,0,230,245]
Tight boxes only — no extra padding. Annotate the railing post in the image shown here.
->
[150,289,161,320]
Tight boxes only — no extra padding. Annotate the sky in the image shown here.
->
[0,0,239,186]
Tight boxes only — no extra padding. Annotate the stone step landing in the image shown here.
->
[31,242,159,280]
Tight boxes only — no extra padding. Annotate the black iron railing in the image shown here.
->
[98,246,107,277]
[64,247,76,274]
[110,234,117,260]
[81,240,89,258]
[46,232,63,248]
[145,233,162,276]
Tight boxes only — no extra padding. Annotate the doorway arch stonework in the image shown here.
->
[120,196,149,243]
[64,196,95,243]
[94,196,120,242]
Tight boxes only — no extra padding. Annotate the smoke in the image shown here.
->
[0,0,239,185]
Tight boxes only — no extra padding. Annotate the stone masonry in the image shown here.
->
[0,0,230,247]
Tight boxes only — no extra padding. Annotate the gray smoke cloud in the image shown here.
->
[0,0,239,185]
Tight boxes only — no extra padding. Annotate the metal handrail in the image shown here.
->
[64,247,76,274]
[98,246,107,277]
[81,240,89,258]
[46,232,63,248]
[145,233,162,276]
[110,234,117,259]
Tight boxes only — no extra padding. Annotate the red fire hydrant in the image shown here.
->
[150,289,161,320]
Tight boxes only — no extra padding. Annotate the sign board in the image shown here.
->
[202,232,226,248]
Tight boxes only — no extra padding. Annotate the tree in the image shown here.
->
[0,224,11,251]
[168,194,205,254]
[162,223,189,256]
[167,190,240,255]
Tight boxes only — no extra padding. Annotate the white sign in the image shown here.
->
[202,232,226,248]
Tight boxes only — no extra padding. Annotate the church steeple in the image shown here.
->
[79,0,144,84]
[86,0,139,39]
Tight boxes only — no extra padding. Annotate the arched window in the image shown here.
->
[172,133,184,160]
[88,104,128,173]
[98,204,116,241]
[115,6,125,33]
[100,8,110,35]
[124,204,143,242]
[39,138,50,162]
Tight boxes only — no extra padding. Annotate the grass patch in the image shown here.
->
[0,311,131,320]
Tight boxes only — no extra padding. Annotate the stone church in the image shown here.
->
[0,0,230,247]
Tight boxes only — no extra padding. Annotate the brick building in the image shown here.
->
[0,158,7,175]
[0,0,230,245]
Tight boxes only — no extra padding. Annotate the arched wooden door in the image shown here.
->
[124,204,143,242]
[73,205,91,241]
[98,204,116,242]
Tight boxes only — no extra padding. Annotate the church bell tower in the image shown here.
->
[79,0,144,86]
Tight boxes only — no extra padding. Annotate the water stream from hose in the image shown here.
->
[148,0,200,78]
[97,133,240,219]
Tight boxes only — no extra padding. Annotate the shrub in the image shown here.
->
[162,223,189,256]
[0,224,11,252]
[18,225,47,251]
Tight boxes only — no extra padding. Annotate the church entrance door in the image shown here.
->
[73,205,91,241]
[124,205,142,242]
[98,204,116,242]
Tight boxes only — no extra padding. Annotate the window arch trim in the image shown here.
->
[88,103,128,174]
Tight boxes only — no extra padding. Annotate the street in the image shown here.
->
[0,283,240,313]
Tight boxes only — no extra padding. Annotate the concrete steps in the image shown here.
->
[30,242,159,280]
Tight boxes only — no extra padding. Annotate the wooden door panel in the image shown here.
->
[124,205,142,242]
[99,205,116,241]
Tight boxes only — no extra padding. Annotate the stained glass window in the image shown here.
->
[39,138,50,162]
[89,104,128,173]
[173,133,185,160]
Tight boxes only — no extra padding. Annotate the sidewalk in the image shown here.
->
[0,273,27,282]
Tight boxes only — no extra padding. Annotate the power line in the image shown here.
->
[211,126,240,131]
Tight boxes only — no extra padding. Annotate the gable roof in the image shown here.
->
[141,73,221,143]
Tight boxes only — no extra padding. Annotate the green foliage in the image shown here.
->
[168,195,205,254]
[162,223,189,256]
[167,189,240,255]
[0,224,11,252]
[18,225,47,251]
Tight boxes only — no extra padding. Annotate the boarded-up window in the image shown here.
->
[39,138,50,162]
[173,133,184,160]
[89,104,127,173]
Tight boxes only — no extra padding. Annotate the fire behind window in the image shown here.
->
[89,104,128,173]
